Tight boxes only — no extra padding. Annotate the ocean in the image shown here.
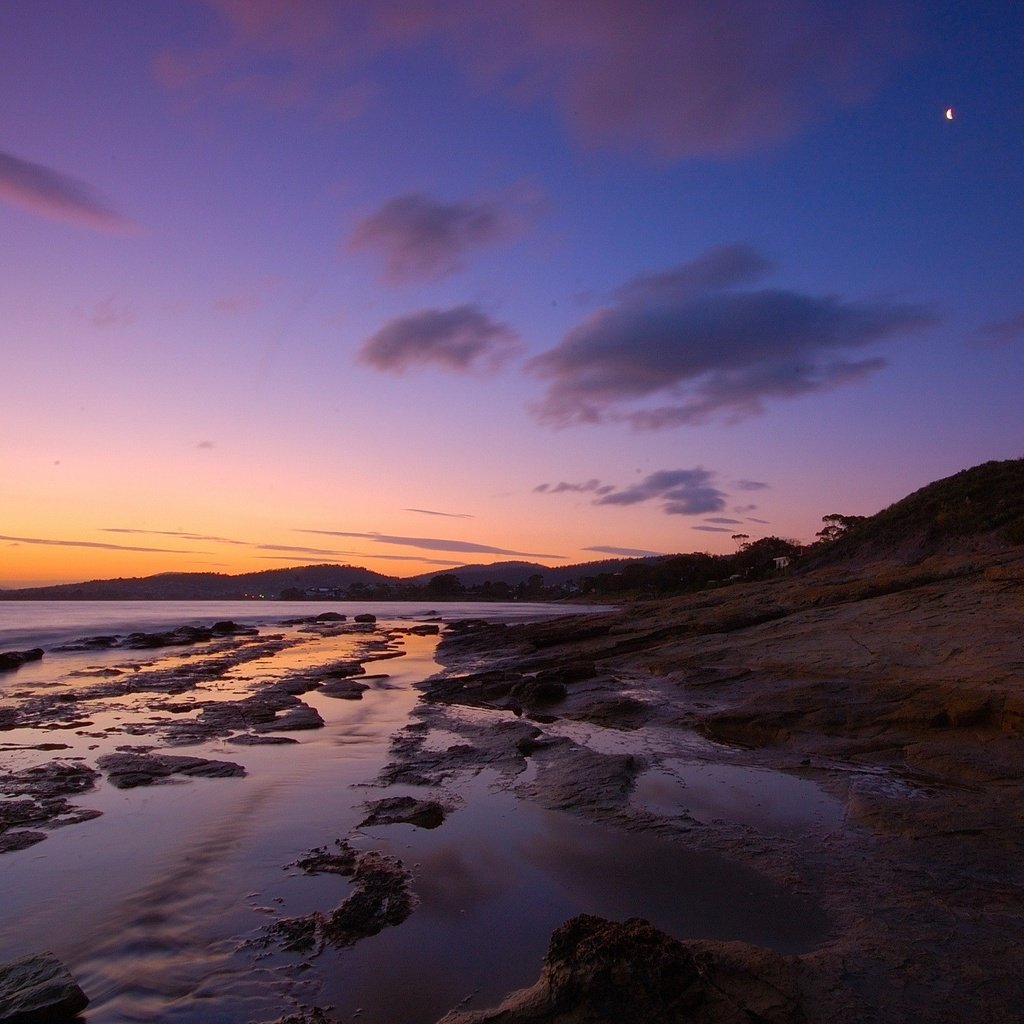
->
[0,599,826,1024]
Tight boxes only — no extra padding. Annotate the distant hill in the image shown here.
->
[0,564,396,601]
[805,458,1024,567]
[404,557,657,588]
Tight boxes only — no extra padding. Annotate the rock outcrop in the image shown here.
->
[438,914,804,1024]
[0,951,88,1023]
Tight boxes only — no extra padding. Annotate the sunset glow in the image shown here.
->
[2,2,1022,588]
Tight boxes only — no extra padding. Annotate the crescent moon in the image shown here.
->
[945,107,954,120]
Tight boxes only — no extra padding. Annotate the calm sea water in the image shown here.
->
[0,599,830,1024]
[0,598,597,652]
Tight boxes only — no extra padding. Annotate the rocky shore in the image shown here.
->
[367,542,1024,1024]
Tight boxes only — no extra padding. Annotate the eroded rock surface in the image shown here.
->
[96,751,246,788]
[261,840,415,954]
[0,951,88,1023]
[438,914,804,1024]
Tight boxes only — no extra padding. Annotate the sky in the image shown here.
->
[2,0,1022,587]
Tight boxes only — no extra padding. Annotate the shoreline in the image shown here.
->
[3,556,1023,1023]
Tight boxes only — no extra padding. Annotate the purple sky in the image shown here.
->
[2,1,1022,586]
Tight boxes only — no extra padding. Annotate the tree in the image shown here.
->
[816,514,866,543]
[426,573,464,599]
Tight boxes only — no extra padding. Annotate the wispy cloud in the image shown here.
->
[584,545,664,557]
[735,479,769,491]
[692,525,733,533]
[161,3,909,160]
[976,311,1024,348]
[298,529,564,560]
[0,149,134,231]
[91,296,138,328]
[703,517,742,525]
[534,479,615,496]
[404,508,475,519]
[593,469,726,516]
[213,277,280,314]
[1,533,198,554]
[358,305,520,374]
[529,245,936,428]
[347,191,531,283]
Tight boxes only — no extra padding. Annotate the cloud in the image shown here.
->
[298,529,563,559]
[703,517,742,525]
[104,528,249,545]
[165,2,909,160]
[347,192,528,283]
[358,305,520,374]
[746,517,771,525]
[0,149,133,231]
[976,312,1024,348]
[214,277,280,314]
[0,533,197,554]
[404,508,475,519]
[692,525,733,533]
[594,468,726,516]
[584,545,664,557]
[735,479,769,491]
[197,441,216,450]
[534,479,615,495]
[91,296,137,328]
[528,245,936,428]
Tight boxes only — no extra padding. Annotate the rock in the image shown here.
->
[226,733,299,746]
[211,620,257,635]
[0,951,88,1023]
[437,915,804,1024]
[0,649,44,672]
[314,612,347,622]
[319,678,369,699]
[0,831,46,854]
[359,796,447,829]
[96,752,246,788]
[510,678,568,707]
[262,842,415,953]
[353,613,377,624]
[52,635,120,652]
[409,623,441,636]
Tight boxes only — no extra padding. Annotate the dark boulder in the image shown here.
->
[97,752,246,788]
[0,649,44,672]
[0,951,88,1023]
[438,914,805,1024]
[353,613,377,624]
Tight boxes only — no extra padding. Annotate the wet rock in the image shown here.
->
[0,950,89,1023]
[262,841,415,953]
[409,623,441,636]
[52,635,120,652]
[0,830,46,853]
[0,762,99,799]
[97,752,246,788]
[319,678,369,700]
[314,612,347,622]
[515,745,643,815]
[353,613,377,623]
[510,678,567,708]
[359,795,447,829]
[0,649,44,672]
[226,733,299,746]
[0,762,103,850]
[211,620,255,634]
[162,688,324,744]
[562,695,652,731]
[437,914,804,1024]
